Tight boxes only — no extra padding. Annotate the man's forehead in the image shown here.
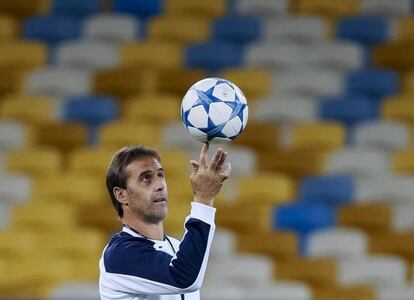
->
[125,156,162,173]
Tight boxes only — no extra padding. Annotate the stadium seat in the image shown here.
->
[84,13,140,43]
[314,285,376,300]
[0,0,49,18]
[0,230,36,259]
[0,95,57,124]
[0,174,31,203]
[121,41,183,70]
[68,147,114,177]
[0,67,27,96]
[292,0,362,18]
[289,122,345,151]
[212,16,262,45]
[122,94,180,124]
[396,17,414,41]
[55,41,119,70]
[382,99,414,125]
[325,148,390,177]
[0,121,31,150]
[273,69,344,98]
[61,95,118,126]
[0,15,18,40]
[402,71,414,93]
[254,96,318,123]
[304,228,368,259]
[338,255,407,287]
[353,120,409,151]
[185,42,243,72]
[393,205,414,231]
[24,68,92,97]
[370,232,414,263]
[393,149,414,174]
[114,0,162,18]
[51,0,101,16]
[0,42,47,69]
[319,96,379,126]
[233,0,290,17]
[98,121,161,149]
[157,68,206,96]
[299,175,355,205]
[338,203,392,233]
[161,123,200,150]
[48,282,100,300]
[361,0,412,16]
[220,68,272,100]
[163,0,226,18]
[242,281,312,300]
[5,147,62,177]
[209,228,236,258]
[378,286,414,300]
[149,15,210,44]
[345,69,399,98]
[373,42,414,71]
[22,15,82,44]
[336,15,390,45]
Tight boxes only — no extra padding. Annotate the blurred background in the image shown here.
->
[1,0,414,299]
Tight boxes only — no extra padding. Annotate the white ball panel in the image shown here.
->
[212,83,236,102]
[187,105,209,128]
[193,78,218,92]
[182,90,199,112]
[242,106,249,129]
[221,117,243,137]
[209,102,233,125]
[234,84,247,104]
[187,126,208,143]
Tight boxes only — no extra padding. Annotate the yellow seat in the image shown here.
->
[0,66,27,96]
[164,202,190,238]
[93,66,158,99]
[396,17,414,42]
[235,173,296,203]
[384,94,414,102]
[0,0,49,17]
[290,122,345,151]
[338,203,392,233]
[99,121,162,149]
[314,285,376,300]
[5,147,62,176]
[121,41,183,70]
[32,174,107,206]
[0,42,47,69]
[0,230,36,259]
[0,15,18,40]
[68,147,114,177]
[403,71,414,93]
[382,100,414,125]
[369,232,414,263]
[12,203,77,231]
[158,68,206,96]
[0,95,56,124]
[123,94,181,124]
[164,0,226,17]
[292,0,361,18]
[32,122,88,151]
[157,148,191,178]
[373,42,414,71]
[233,121,280,152]
[149,15,210,44]
[393,148,414,174]
[78,200,121,236]
[221,68,272,101]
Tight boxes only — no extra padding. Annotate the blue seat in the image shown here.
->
[336,15,390,45]
[319,96,379,126]
[299,175,355,206]
[23,16,82,44]
[52,0,101,16]
[345,69,399,98]
[212,15,262,45]
[185,42,243,72]
[273,203,336,234]
[114,0,162,18]
[61,95,118,126]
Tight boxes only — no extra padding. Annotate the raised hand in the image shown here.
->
[189,143,231,207]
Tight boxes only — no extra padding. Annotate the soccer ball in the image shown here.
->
[180,77,248,143]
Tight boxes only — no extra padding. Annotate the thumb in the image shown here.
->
[190,160,200,173]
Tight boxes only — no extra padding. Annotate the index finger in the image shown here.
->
[199,143,209,168]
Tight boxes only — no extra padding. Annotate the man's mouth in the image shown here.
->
[153,197,167,203]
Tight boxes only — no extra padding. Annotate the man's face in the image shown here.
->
[123,156,168,224]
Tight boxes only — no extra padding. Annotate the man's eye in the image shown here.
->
[158,173,165,179]
[142,175,151,182]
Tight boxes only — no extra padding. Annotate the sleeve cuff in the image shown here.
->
[189,202,216,225]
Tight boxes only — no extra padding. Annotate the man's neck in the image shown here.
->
[122,216,164,241]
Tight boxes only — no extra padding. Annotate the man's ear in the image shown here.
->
[113,187,128,206]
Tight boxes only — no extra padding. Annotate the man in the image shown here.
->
[99,143,231,300]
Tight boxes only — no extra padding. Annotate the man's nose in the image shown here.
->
[154,178,165,191]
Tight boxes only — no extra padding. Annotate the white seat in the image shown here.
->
[306,228,367,259]
[273,68,344,98]
[0,121,28,150]
[357,175,414,204]
[0,174,31,203]
[325,147,390,177]
[242,282,312,300]
[48,281,100,300]
[353,121,409,151]
[201,282,244,300]
[378,285,414,300]
[84,13,139,43]
[393,205,414,231]
[264,16,328,43]
[338,255,407,287]
[161,122,202,150]
[234,0,290,16]
[361,0,412,16]
[246,43,305,70]
[209,228,236,258]
[24,68,92,98]
[253,96,318,123]
[55,41,119,70]
[303,41,364,71]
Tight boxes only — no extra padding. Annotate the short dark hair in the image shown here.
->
[106,145,161,218]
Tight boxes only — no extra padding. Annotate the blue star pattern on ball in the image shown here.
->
[181,77,249,144]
